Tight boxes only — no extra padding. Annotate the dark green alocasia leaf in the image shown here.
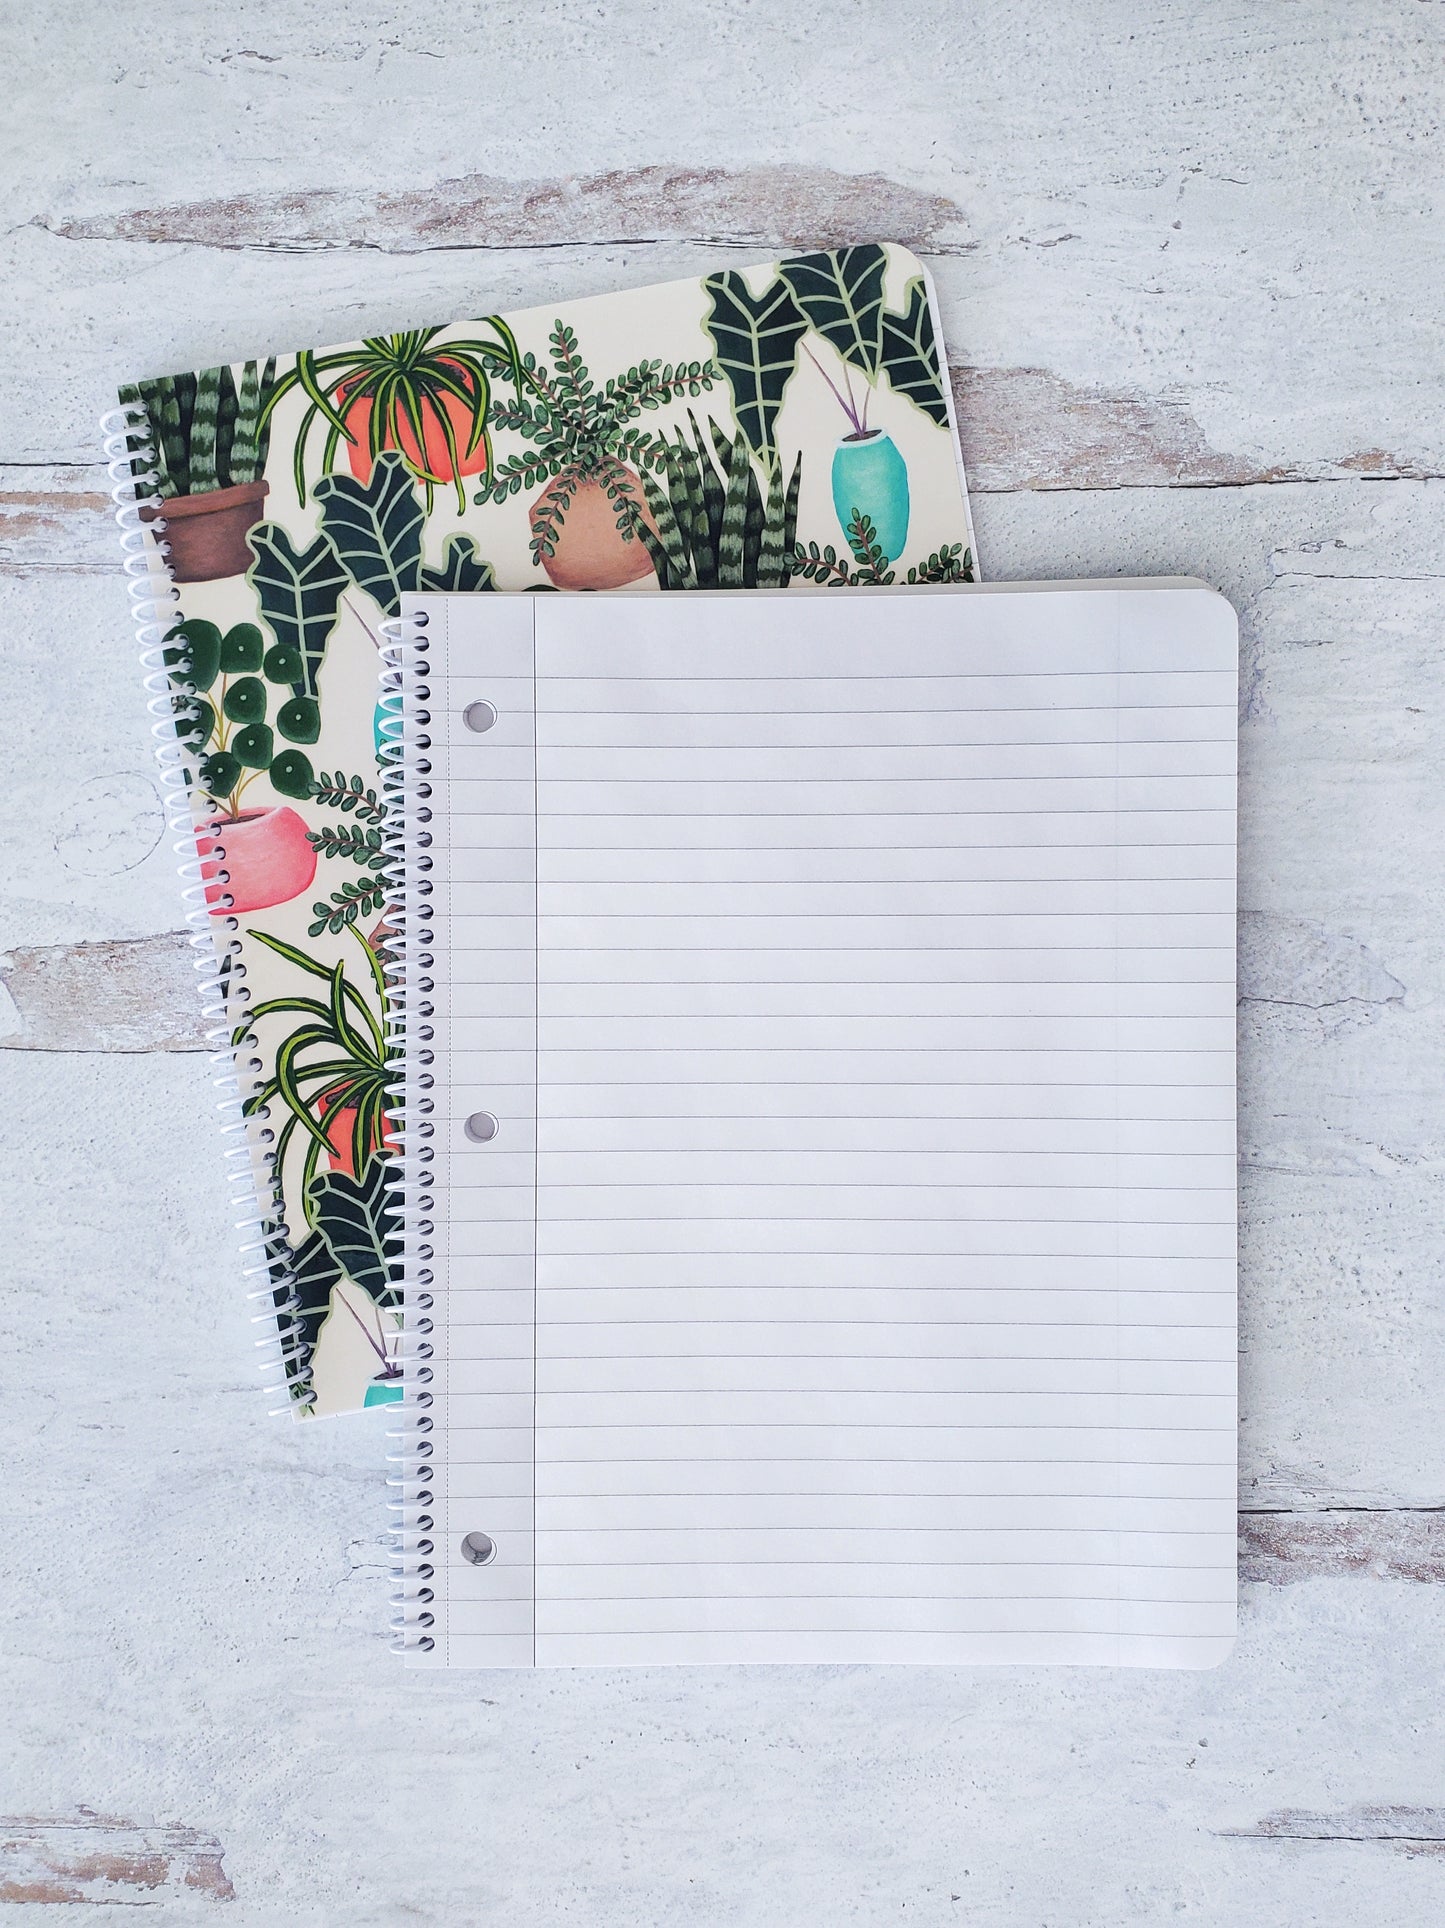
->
[879,275,950,426]
[247,523,348,701]
[307,1156,402,1308]
[231,721,274,768]
[276,694,321,744]
[269,748,315,799]
[282,1226,345,1383]
[419,533,498,593]
[219,621,265,673]
[313,451,424,616]
[166,617,222,693]
[263,641,304,684]
[199,749,241,798]
[222,676,266,723]
[702,271,808,470]
[777,245,889,384]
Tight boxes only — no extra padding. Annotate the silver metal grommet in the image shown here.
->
[463,699,498,733]
[463,1111,499,1143]
[461,1532,496,1566]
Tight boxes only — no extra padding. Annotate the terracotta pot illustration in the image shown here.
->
[197,805,317,915]
[830,430,910,563]
[532,469,658,590]
[315,1084,399,1179]
[140,479,270,583]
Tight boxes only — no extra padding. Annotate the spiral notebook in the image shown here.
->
[388,581,1240,1669]
[102,244,975,1418]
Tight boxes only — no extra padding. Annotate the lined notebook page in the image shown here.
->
[412,583,1238,1670]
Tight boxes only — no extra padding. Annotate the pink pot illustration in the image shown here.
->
[197,806,317,915]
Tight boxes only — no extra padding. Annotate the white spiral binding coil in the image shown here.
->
[378,606,439,1652]
[100,404,311,1414]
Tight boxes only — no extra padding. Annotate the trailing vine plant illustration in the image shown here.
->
[306,772,389,935]
[792,523,975,587]
[476,324,717,583]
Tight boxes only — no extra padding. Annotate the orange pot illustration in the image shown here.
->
[316,1083,400,1177]
[336,365,491,490]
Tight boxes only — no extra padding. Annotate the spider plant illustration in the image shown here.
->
[262,321,527,512]
[238,924,394,1213]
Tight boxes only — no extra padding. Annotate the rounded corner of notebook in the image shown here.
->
[1178,580,1241,643]
[1183,1629,1238,1672]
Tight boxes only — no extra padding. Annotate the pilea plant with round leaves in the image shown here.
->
[164,616,318,820]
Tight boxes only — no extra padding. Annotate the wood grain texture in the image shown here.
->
[1240,1512,1445,1586]
[4,1,1445,1920]
[38,163,973,255]
[0,933,207,1053]
[1220,1807,1445,1854]
[0,1812,233,1904]
[2,1050,1443,1927]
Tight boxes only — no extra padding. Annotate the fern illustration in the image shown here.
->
[306,769,390,934]
[308,875,389,938]
[791,509,896,586]
[476,323,718,567]
[792,520,975,589]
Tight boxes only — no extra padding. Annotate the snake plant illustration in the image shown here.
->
[261,322,528,512]
[119,359,278,580]
[635,411,802,590]
[121,358,277,504]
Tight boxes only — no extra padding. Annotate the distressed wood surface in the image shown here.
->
[2,1,1443,1922]
[0,1814,233,1907]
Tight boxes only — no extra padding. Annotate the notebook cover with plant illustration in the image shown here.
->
[112,244,977,1419]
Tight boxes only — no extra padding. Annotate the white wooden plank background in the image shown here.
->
[1,1,1443,1920]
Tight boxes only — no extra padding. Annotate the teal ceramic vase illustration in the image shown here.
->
[831,430,910,562]
[364,1375,404,1407]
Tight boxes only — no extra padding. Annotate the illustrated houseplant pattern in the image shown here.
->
[119,244,975,1418]
[261,323,528,513]
[474,322,717,588]
[120,361,278,581]
[239,927,405,1405]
